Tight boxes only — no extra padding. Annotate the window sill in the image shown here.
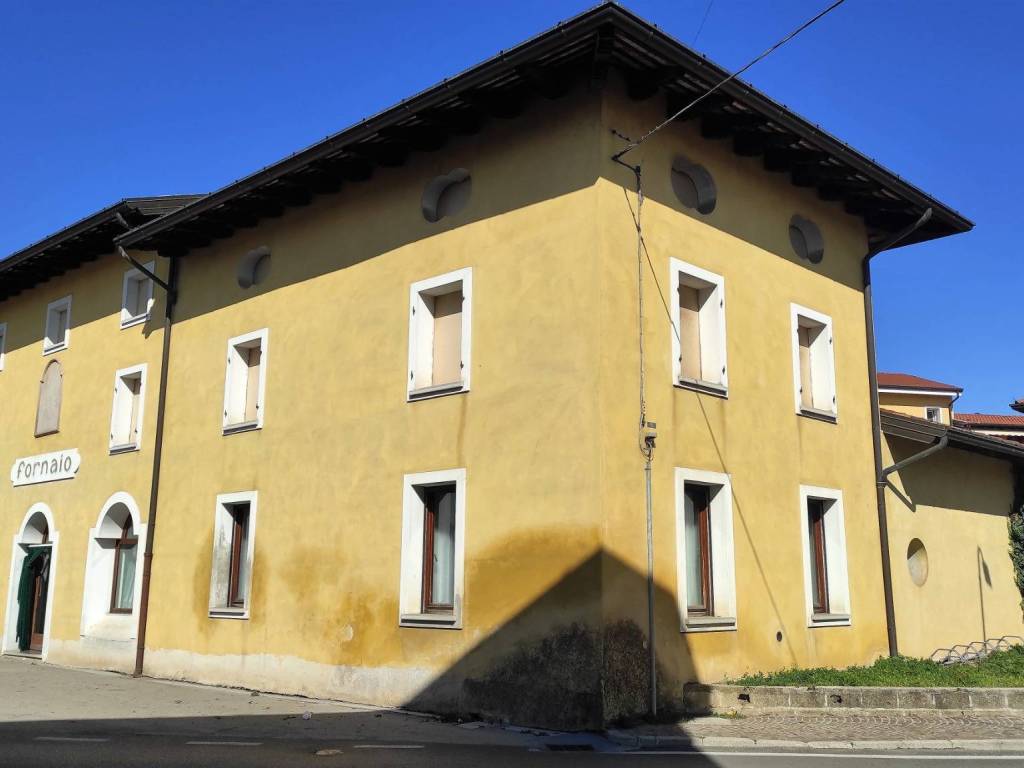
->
[109,443,139,455]
[677,378,728,399]
[209,607,249,620]
[223,420,261,436]
[42,343,67,356]
[683,615,737,633]
[400,612,461,629]
[809,612,850,627]
[408,382,468,401]
[798,407,837,424]
[120,314,149,330]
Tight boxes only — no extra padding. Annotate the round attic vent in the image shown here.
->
[789,215,824,264]
[237,246,271,289]
[671,157,717,214]
[422,169,472,223]
[907,538,929,587]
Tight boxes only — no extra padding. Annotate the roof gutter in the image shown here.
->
[882,433,948,479]
[862,207,932,658]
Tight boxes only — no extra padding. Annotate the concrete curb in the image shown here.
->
[605,730,1024,752]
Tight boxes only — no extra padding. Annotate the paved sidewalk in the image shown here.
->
[609,711,1024,751]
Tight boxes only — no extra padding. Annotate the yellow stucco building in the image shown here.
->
[2,4,1007,728]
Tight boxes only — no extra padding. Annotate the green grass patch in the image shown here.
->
[730,646,1024,688]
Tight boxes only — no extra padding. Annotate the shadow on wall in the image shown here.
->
[404,549,693,731]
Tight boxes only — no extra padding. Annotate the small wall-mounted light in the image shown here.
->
[671,156,717,215]
[789,215,824,264]
[237,246,272,289]
[422,169,472,223]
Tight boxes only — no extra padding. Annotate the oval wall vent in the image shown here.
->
[237,246,271,289]
[789,215,824,264]
[671,157,717,215]
[422,169,472,223]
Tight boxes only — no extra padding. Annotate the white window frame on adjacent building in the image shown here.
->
[108,364,147,454]
[399,468,466,629]
[798,485,851,627]
[674,468,737,632]
[925,406,942,423]
[0,322,7,371]
[222,328,268,434]
[407,268,472,400]
[208,491,257,620]
[790,303,837,420]
[669,259,728,396]
[120,262,156,329]
[43,295,72,355]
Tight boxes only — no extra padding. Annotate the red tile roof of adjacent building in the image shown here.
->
[955,413,1024,428]
[877,372,963,392]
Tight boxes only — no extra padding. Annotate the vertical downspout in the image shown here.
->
[862,208,932,659]
[133,253,179,677]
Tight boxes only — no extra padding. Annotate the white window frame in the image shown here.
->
[790,303,837,420]
[120,262,156,329]
[108,364,147,454]
[925,406,942,423]
[222,328,269,434]
[669,258,728,396]
[798,485,851,627]
[399,468,466,629]
[208,490,258,620]
[0,322,6,371]
[43,295,72,355]
[674,468,737,632]
[407,267,472,401]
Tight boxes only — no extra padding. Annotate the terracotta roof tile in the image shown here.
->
[955,413,1024,427]
[877,372,962,392]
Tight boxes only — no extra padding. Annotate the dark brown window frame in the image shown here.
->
[685,483,714,617]
[421,485,455,615]
[109,518,137,614]
[808,498,829,615]
[227,505,249,608]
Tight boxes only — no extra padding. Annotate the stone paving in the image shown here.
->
[612,710,1024,748]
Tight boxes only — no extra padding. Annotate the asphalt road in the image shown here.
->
[1,731,1021,768]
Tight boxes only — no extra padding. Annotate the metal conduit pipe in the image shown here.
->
[862,207,932,658]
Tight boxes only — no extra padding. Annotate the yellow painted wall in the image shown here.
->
[884,436,1023,658]
[879,392,953,425]
[0,250,167,671]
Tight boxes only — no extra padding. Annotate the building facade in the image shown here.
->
[0,4,988,728]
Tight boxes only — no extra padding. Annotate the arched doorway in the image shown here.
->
[3,504,59,657]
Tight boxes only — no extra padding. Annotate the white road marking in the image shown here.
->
[353,744,425,749]
[35,737,109,743]
[186,740,262,746]
[629,752,1024,760]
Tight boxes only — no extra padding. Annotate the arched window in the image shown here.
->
[109,519,137,614]
[35,360,62,436]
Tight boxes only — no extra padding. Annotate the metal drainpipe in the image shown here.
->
[862,208,932,658]
[128,250,179,678]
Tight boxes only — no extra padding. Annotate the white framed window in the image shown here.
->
[0,322,7,371]
[790,303,836,419]
[674,468,737,632]
[799,485,851,627]
[399,468,466,629]
[209,491,257,619]
[223,329,268,434]
[925,406,942,423]
[43,296,71,354]
[670,259,727,394]
[108,364,147,453]
[120,262,155,329]
[408,268,472,400]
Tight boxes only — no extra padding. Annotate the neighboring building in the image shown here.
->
[877,372,962,425]
[0,5,979,728]
[955,412,1024,444]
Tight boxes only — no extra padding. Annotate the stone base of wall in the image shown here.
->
[684,682,1024,715]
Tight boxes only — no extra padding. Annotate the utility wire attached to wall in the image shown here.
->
[612,0,848,163]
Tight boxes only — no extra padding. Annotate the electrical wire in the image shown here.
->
[612,0,848,162]
[692,0,715,46]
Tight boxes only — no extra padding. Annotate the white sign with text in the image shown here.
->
[10,449,81,487]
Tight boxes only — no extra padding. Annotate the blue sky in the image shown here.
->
[1,1,1019,412]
